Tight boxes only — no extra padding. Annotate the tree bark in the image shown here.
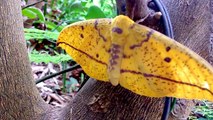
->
[0,0,50,119]
[71,0,212,120]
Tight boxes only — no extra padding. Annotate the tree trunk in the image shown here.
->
[70,0,212,120]
[0,0,50,119]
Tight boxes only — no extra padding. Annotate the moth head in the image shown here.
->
[111,15,134,36]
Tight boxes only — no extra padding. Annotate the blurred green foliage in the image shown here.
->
[56,0,116,24]
[24,28,59,41]
[189,101,213,120]
[22,0,116,63]
[29,51,71,63]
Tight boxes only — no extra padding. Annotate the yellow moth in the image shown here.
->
[57,15,213,101]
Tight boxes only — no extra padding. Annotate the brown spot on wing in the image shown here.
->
[166,46,171,52]
[112,27,123,34]
[80,34,84,38]
[96,54,99,58]
[164,57,171,63]
[130,24,136,29]
[123,54,131,58]
[80,26,84,30]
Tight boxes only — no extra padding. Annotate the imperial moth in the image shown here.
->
[57,15,213,102]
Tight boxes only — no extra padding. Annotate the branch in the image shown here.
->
[22,0,44,10]
[125,0,149,20]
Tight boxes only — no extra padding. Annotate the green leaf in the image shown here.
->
[29,51,72,63]
[24,28,59,41]
[81,1,87,7]
[22,7,45,22]
[70,1,84,12]
[50,0,56,8]
[45,21,64,31]
[27,7,45,22]
[85,5,106,19]
[22,8,37,19]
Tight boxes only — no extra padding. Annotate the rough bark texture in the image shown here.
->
[210,0,213,65]
[70,0,212,120]
[71,80,163,120]
[0,0,50,119]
